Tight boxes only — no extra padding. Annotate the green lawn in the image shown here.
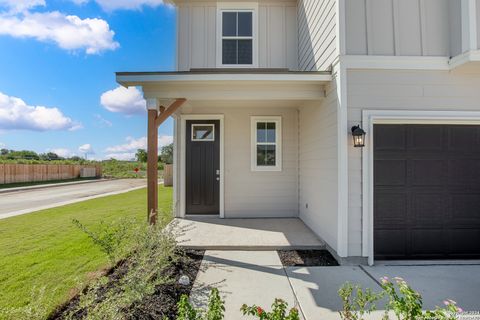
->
[0,186,173,317]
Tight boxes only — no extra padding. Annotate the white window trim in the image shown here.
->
[251,116,282,172]
[216,2,259,68]
[191,124,215,142]
[361,109,480,266]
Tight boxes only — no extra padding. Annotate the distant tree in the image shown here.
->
[39,152,63,161]
[159,143,173,164]
[69,156,83,162]
[135,149,148,162]
[6,150,39,160]
[0,149,8,156]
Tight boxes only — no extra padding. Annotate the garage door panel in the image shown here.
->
[374,229,407,258]
[374,160,406,186]
[374,192,407,222]
[447,126,480,151]
[411,229,445,256]
[411,159,445,186]
[409,125,444,151]
[451,194,480,220]
[412,193,446,223]
[449,229,480,255]
[374,125,406,151]
[374,124,480,259]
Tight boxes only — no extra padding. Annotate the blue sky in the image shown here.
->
[0,0,176,160]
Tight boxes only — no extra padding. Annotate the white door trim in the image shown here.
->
[180,114,225,218]
[362,110,480,265]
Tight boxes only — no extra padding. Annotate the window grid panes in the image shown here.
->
[192,124,215,141]
[256,122,276,167]
[222,11,253,65]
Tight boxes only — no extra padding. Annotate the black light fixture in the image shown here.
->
[351,125,366,147]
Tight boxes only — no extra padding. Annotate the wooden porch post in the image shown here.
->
[146,98,186,225]
[147,99,159,225]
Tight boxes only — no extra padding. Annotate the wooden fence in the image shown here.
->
[0,164,102,184]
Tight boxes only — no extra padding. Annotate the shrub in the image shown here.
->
[176,288,225,320]
[338,277,463,320]
[66,216,179,320]
[241,299,300,320]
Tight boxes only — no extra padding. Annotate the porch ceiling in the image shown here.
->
[116,70,331,102]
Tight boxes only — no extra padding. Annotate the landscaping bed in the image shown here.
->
[277,250,338,266]
[50,249,204,319]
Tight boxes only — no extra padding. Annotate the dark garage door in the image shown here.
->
[374,124,480,259]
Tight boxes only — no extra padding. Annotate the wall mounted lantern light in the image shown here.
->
[351,125,366,147]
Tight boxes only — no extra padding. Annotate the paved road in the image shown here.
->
[0,179,147,219]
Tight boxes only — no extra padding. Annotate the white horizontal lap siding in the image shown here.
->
[182,106,299,218]
[298,0,337,71]
[345,0,453,57]
[177,2,297,71]
[299,82,339,252]
[347,69,480,256]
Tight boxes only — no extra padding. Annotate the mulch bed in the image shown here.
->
[49,249,204,320]
[278,250,339,266]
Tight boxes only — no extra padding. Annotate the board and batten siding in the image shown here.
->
[176,2,298,71]
[298,0,337,71]
[176,106,299,218]
[299,82,339,251]
[345,0,460,57]
[347,69,480,256]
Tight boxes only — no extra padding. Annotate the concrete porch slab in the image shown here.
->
[190,250,302,320]
[173,217,325,250]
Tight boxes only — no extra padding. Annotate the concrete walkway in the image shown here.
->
[175,217,325,250]
[0,179,148,219]
[191,251,480,320]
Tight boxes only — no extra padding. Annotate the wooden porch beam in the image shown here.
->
[155,98,186,128]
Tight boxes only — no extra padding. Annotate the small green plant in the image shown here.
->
[176,288,225,320]
[338,282,383,320]
[338,277,463,320]
[241,299,300,320]
[72,218,137,265]
[380,276,462,320]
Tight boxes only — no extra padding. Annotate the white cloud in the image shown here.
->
[93,113,112,127]
[78,143,94,154]
[73,0,166,11]
[48,148,75,158]
[0,11,119,54]
[0,91,82,131]
[104,152,136,161]
[0,0,45,13]
[100,86,145,115]
[0,142,5,148]
[105,135,172,153]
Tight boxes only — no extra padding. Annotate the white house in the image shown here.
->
[117,0,480,265]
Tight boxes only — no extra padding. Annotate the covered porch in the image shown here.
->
[116,69,333,225]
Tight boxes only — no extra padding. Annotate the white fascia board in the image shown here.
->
[116,73,332,87]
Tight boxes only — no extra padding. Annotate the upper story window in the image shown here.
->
[217,3,257,68]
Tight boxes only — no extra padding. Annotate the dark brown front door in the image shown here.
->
[374,124,480,260]
[186,120,220,215]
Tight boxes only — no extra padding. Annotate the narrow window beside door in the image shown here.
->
[251,116,282,171]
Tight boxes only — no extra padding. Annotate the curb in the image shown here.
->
[0,178,113,194]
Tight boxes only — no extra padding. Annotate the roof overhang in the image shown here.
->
[116,71,332,101]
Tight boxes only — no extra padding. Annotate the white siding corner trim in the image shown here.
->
[362,110,480,265]
[250,116,282,172]
[179,114,225,218]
